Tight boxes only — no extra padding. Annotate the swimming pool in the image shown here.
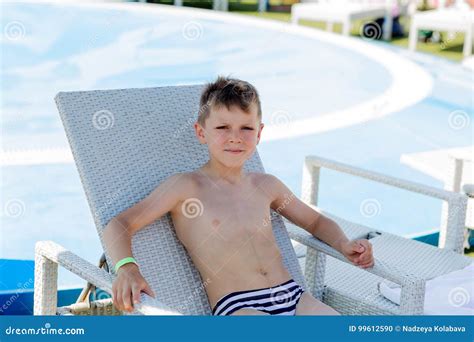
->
[1,1,473,293]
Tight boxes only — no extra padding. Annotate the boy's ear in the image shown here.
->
[194,122,207,144]
[256,122,264,145]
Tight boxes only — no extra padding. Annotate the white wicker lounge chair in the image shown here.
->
[408,5,474,58]
[34,85,472,316]
[34,85,304,316]
[290,0,407,40]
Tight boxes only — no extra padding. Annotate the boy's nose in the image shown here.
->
[228,130,242,142]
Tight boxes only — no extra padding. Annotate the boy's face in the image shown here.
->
[194,103,264,169]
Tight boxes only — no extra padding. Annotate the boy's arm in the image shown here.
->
[265,175,373,268]
[103,173,192,312]
[103,173,189,267]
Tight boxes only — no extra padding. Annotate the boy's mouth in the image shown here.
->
[224,149,244,154]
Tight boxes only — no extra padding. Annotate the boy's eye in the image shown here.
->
[215,126,254,130]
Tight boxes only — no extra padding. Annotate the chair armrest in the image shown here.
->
[303,155,468,253]
[305,155,464,202]
[34,241,181,316]
[287,226,426,314]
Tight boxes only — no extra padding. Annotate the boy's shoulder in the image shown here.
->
[165,171,200,185]
[160,172,200,196]
[167,170,218,190]
[247,172,282,188]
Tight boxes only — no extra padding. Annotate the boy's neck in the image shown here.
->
[201,159,245,185]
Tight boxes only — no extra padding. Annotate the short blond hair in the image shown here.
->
[198,76,262,126]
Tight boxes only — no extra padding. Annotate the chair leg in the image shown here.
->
[291,16,298,25]
[34,249,58,315]
[342,20,350,36]
[327,21,334,32]
[409,22,418,52]
[383,14,393,41]
[463,25,473,58]
[304,247,327,301]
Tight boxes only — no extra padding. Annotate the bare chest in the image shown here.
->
[172,187,274,247]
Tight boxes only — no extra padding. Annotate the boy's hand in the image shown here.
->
[340,239,374,269]
[112,263,156,313]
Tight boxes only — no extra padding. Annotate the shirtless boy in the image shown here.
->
[103,76,374,316]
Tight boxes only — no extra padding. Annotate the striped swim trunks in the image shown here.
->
[212,278,305,316]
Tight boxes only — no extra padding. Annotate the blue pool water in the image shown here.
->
[1,2,473,294]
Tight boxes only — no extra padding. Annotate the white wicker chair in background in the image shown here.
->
[289,156,472,315]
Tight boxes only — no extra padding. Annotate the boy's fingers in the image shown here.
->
[360,260,374,268]
[361,240,371,249]
[122,289,133,311]
[360,255,374,266]
[354,253,372,264]
[351,256,361,264]
[132,286,141,305]
[354,253,367,263]
[350,241,364,252]
[361,240,373,252]
[142,284,156,298]
[114,292,123,311]
[358,252,370,262]
[363,247,372,257]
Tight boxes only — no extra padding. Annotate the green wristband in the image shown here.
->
[115,257,138,273]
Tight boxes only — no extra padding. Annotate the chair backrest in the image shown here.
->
[55,85,305,315]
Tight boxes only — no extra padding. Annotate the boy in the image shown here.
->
[103,76,374,316]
